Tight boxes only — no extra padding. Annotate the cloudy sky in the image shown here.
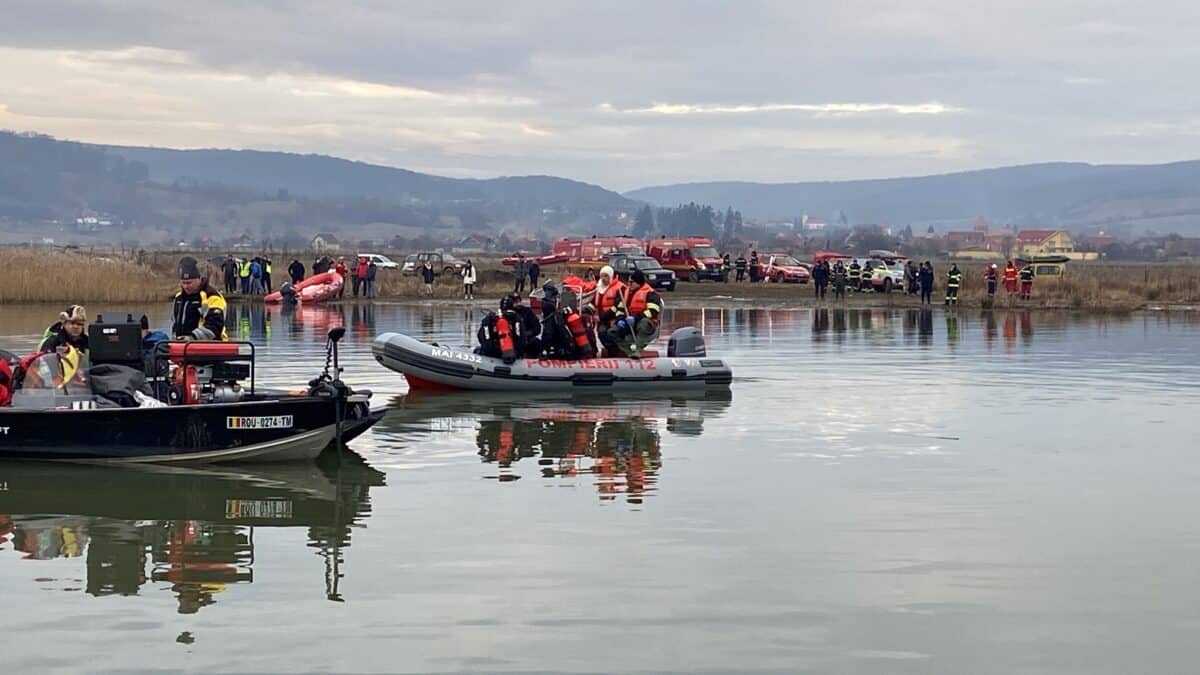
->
[2,1,1199,191]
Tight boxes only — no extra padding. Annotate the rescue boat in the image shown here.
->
[264,271,344,304]
[371,327,733,392]
[0,324,383,464]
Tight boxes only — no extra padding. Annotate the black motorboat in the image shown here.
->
[0,322,384,464]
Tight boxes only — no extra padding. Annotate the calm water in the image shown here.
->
[1,302,1198,674]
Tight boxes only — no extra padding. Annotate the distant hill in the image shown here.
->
[625,162,1200,235]
[106,145,633,212]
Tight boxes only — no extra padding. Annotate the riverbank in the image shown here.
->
[3,249,1198,311]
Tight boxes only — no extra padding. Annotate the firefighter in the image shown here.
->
[611,269,663,358]
[832,261,847,300]
[734,254,747,282]
[593,265,627,357]
[503,293,542,357]
[1019,263,1035,300]
[848,259,862,292]
[1003,260,1019,295]
[944,263,963,305]
[984,263,999,298]
[172,257,229,341]
[721,254,732,282]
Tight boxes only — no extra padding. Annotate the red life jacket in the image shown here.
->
[0,359,12,407]
[495,316,516,361]
[565,310,595,358]
[1003,265,1018,282]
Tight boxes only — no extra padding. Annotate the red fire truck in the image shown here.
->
[644,236,726,282]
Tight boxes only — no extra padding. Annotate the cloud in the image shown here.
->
[605,102,964,116]
[2,1,1200,190]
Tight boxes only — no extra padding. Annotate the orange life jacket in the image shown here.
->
[1003,265,1018,282]
[626,284,657,321]
[597,281,626,317]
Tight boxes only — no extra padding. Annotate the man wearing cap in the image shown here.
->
[610,269,663,358]
[38,305,91,366]
[172,257,229,341]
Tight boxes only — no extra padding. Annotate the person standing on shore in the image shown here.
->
[906,261,919,295]
[238,257,251,295]
[288,259,305,285]
[721,254,732,282]
[749,251,761,283]
[334,257,348,299]
[944,263,962,306]
[984,263,999,299]
[1019,263,1035,300]
[812,260,828,299]
[848,259,861,292]
[528,260,540,291]
[421,260,435,296]
[222,255,238,294]
[1004,260,1019,295]
[262,256,273,292]
[734,254,747,282]
[249,257,264,295]
[354,256,368,297]
[462,259,477,299]
[366,259,378,298]
[832,261,847,300]
[513,255,528,295]
[919,261,934,305]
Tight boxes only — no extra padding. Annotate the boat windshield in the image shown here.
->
[21,351,88,393]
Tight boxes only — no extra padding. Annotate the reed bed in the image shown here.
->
[0,249,172,304]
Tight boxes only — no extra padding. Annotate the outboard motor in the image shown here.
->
[667,327,707,358]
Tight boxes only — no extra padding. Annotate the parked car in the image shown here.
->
[607,254,677,291]
[358,253,400,269]
[761,253,811,284]
[855,257,906,292]
[401,251,465,276]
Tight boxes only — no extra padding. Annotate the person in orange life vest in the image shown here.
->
[610,269,663,358]
[592,265,627,357]
[1003,260,1018,294]
[353,256,369,297]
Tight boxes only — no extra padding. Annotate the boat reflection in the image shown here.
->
[0,453,384,611]
[378,391,732,504]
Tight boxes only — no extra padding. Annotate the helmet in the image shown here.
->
[500,293,520,311]
[990,263,998,269]
[599,265,615,280]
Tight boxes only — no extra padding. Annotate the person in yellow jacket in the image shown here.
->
[173,257,229,340]
[238,258,251,295]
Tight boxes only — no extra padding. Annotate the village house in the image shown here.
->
[943,230,987,251]
[311,232,341,253]
[1016,230,1075,256]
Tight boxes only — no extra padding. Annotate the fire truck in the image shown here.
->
[644,236,726,282]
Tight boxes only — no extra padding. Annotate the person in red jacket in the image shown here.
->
[333,257,349,298]
[1003,260,1018,295]
[353,257,369,297]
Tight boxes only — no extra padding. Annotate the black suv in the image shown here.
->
[607,254,677,291]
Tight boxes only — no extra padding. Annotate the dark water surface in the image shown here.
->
[1,302,1198,673]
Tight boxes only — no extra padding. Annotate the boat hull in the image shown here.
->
[372,332,733,392]
[0,397,346,463]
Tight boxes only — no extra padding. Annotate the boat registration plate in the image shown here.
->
[227,415,294,430]
[226,499,294,519]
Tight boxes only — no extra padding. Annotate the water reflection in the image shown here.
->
[0,454,384,611]
[376,391,732,504]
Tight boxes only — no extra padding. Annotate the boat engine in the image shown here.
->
[667,327,707,358]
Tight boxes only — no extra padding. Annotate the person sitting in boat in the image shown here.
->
[172,257,229,341]
[592,265,627,357]
[609,269,662,359]
[502,293,542,358]
[38,305,91,367]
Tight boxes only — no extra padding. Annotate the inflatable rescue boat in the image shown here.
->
[372,327,733,392]
[264,271,344,304]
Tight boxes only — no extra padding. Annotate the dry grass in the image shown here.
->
[4,247,1199,311]
[0,248,172,303]
[952,262,1200,311]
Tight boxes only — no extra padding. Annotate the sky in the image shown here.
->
[2,0,1200,192]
